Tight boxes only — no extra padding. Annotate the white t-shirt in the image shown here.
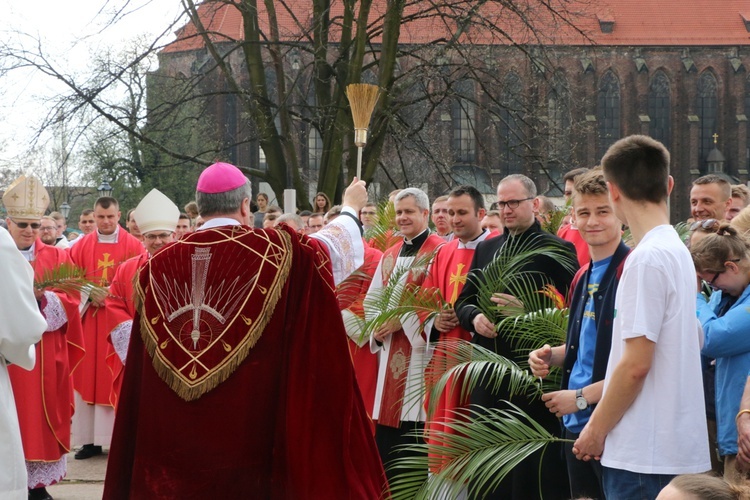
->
[601,224,710,475]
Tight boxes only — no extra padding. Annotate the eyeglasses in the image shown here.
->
[10,219,42,230]
[40,226,57,232]
[360,211,376,216]
[496,197,533,210]
[143,232,173,241]
[706,259,741,290]
[690,219,720,232]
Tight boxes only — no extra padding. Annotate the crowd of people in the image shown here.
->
[3,137,750,499]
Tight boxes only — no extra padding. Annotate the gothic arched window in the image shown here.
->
[648,71,671,150]
[546,72,570,193]
[497,72,524,176]
[697,71,718,169]
[452,79,477,164]
[597,70,621,159]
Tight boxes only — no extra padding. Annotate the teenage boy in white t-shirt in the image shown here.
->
[572,135,711,499]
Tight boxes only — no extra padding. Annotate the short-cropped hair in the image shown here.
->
[395,188,430,212]
[499,174,537,198]
[694,174,731,201]
[449,185,485,212]
[601,135,670,204]
[95,197,119,210]
[573,168,608,200]
[563,167,590,184]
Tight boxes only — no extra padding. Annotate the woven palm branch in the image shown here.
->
[420,340,542,419]
[35,262,103,297]
[387,403,569,499]
[364,201,400,252]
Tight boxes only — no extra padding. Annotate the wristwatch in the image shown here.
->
[575,388,589,411]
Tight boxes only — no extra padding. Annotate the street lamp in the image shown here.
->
[98,179,113,198]
[59,201,71,219]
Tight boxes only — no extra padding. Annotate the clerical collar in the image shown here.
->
[199,217,242,230]
[97,226,119,243]
[400,228,430,257]
[20,242,35,262]
[457,229,490,250]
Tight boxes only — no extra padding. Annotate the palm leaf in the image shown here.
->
[364,201,401,252]
[387,403,570,499]
[421,340,542,419]
[541,203,568,235]
[35,262,104,297]
[361,250,443,344]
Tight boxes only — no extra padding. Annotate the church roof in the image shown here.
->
[163,0,750,54]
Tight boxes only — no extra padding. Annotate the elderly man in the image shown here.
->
[69,196,146,460]
[0,225,47,499]
[104,163,383,498]
[365,187,445,486]
[3,175,84,500]
[456,174,577,499]
[105,189,180,406]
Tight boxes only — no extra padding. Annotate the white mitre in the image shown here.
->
[133,189,180,234]
[2,174,50,220]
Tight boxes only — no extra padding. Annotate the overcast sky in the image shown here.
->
[0,0,184,169]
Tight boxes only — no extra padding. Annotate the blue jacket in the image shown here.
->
[699,285,750,456]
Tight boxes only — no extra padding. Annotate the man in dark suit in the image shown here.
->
[456,173,578,499]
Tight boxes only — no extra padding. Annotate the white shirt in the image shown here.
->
[601,224,711,474]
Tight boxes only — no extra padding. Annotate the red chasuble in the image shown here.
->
[105,253,148,407]
[69,229,146,407]
[420,238,480,472]
[338,243,382,418]
[104,225,385,499]
[8,241,84,462]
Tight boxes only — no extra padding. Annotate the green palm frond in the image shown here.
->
[674,221,691,245]
[35,262,102,297]
[365,201,401,252]
[541,204,569,235]
[387,403,570,500]
[421,340,542,418]
[468,234,576,325]
[361,250,443,343]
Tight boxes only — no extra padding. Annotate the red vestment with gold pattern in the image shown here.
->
[105,253,148,407]
[420,237,481,472]
[8,241,84,483]
[69,229,146,406]
[104,225,385,499]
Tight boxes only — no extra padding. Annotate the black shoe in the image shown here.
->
[74,443,102,460]
[28,487,52,500]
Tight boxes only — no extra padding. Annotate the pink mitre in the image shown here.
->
[196,162,247,194]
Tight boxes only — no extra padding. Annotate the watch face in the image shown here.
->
[576,397,588,411]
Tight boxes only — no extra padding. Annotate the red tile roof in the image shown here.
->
[163,0,750,54]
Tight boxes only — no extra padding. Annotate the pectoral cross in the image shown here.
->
[97,253,115,285]
[448,262,466,305]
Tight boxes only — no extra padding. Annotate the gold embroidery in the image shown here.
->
[160,339,170,349]
[189,364,197,380]
[151,316,159,325]
[449,263,467,305]
[391,348,407,379]
[241,315,252,325]
[97,253,115,285]
[221,340,232,352]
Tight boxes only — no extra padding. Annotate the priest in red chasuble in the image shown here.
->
[69,196,146,460]
[3,175,85,500]
[364,188,445,486]
[104,162,384,499]
[106,189,180,406]
[420,186,494,481]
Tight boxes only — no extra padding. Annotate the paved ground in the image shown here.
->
[47,449,107,499]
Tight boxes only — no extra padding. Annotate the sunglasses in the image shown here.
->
[11,219,42,230]
[690,219,719,232]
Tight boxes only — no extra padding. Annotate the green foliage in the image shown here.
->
[35,262,105,298]
[388,404,569,499]
[364,201,401,253]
